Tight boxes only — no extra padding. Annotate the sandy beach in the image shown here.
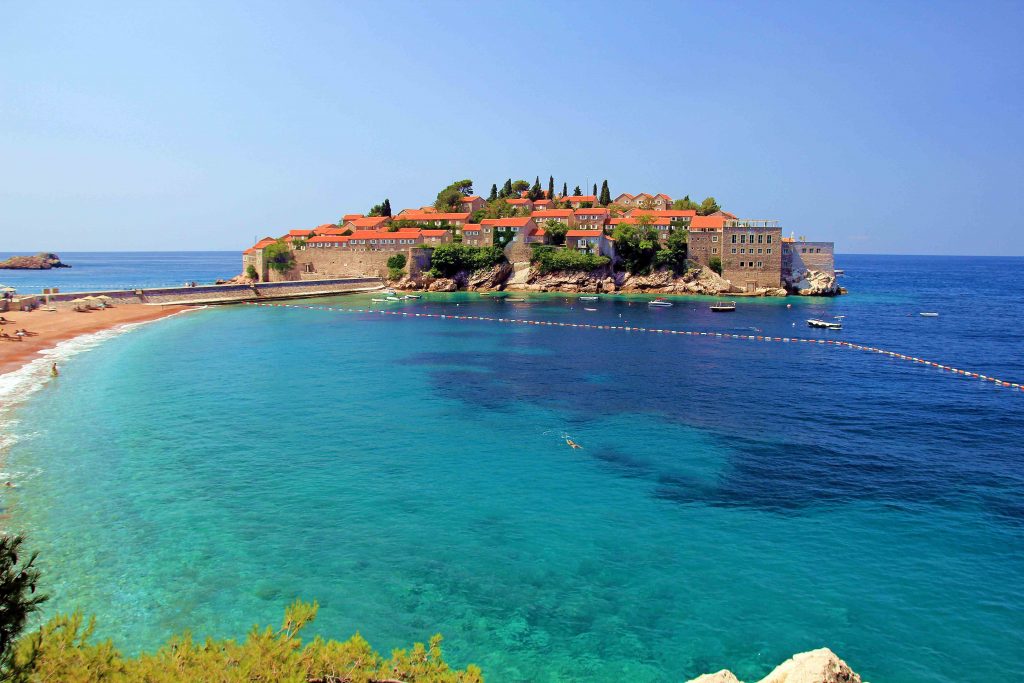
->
[0,304,188,376]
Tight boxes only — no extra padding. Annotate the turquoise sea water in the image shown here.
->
[1,254,1023,682]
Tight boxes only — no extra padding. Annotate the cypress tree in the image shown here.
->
[529,176,542,201]
[500,179,513,199]
[592,183,597,197]
[562,182,568,197]
[599,179,611,206]
[489,183,498,201]
[382,198,392,217]
[548,175,554,199]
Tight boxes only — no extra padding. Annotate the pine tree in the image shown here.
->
[562,182,568,197]
[489,184,498,201]
[529,176,542,201]
[382,198,391,217]
[548,175,554,199]
[500,179,513,199]
[599,179,611,206]
[573,185,582,196]
[592,183,597,197]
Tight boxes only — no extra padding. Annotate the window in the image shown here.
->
[712,235,718,242]
[731,234,737,244]
[740,248,746,254]
[740,234,746,244]
[758,248,763,254]
[766,248,772,254]
[815,248,821,253]
[758,234,763,244]
[731,248,737,254]
[766,234,773,243]
[712,247,718,253]
[757,261,763,267]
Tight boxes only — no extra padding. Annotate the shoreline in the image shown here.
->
[0,304,189,378]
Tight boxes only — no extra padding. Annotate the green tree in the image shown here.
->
[528,176,543,201]
[592,183,597,196]
[264,240,295,273]
[382,198,392,217]
[654,228,689,273]
[573,185,582,196]
[531,245,610,273]
[429,244,505,277]
[511,179,530,196]
[612,218,662,274]
[0,535,48,677]
[435,179,474,212]
[698,196,721,215]
[709,255,723,274]
[562,181,568,197]
[483,198,518,219]
[386,253,407,280]
[488,183,498,201]
[673,195,700,211]
[543,219,568,246]
[245,264,258,280]
[547,175,554,199]
[599,179,611,206]
[499,178,513,199]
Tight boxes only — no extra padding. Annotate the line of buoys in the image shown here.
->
[244,302,1023,393]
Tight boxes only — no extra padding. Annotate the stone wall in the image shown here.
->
[785,241,835,276]
[41,278,381,308]
[688,230,722,266]
[266,249,394,282]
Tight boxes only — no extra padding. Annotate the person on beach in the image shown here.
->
[51,362,59,377]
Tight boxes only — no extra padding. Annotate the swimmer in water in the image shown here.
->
[566,438,582,449]
[51,362,59,377]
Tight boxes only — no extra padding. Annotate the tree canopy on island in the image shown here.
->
[434,179,474,212]
[264,240,296,273]
[599,180,611,206]
[368,198,392,217]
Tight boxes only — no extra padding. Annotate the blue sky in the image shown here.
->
[2,1,1022,255]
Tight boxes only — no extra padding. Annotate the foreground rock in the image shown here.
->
[0,252,70,269]
[789,269,841,297]
[687,648,861,683]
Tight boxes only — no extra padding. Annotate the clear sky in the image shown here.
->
[2,1,1022,255]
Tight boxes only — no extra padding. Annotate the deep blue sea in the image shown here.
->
[1,254,1022,683]
[0,251,240,293]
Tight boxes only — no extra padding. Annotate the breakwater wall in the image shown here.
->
[39,278,383,308]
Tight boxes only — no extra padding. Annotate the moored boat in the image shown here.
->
[919,312,939,317]
[648,298,673,307]
[807,318,842,329]
[579,295,599,301]
[710,301,736,312]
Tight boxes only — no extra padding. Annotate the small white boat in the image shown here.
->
[385,288,397,295]
[385,296,401,301]
[584,307,598,312]
[579,296,599,301]
[403,294,421,299]
[807,318,842,329]
[648,298,673,307]
[834,269,845,275]
[371,298,386,302]
[710,301,736,312]
[919,312,939,317]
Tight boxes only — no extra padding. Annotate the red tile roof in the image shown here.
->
[395,211,469,222]
[347,230,422,241]
[481,217,533,227]
[532,209,573,218]
[565,230,604,237]
[307,235,350,244]
[609,216,671,226]
[459,195,481,202]
[628,209,696,218]
[462,223,482,232]
[566,195,597,203]
[287,229,315,236]
[507,198,533,205]
[421,229,449,236]
[243,237,277,254]
[690,215,726,229]
[347,216,391,229]
[574,208,610,216]
[342,214,363,221]
[533,199,553,207]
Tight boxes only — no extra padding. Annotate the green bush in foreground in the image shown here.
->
[13,601,482,683]
[531,245,610,274]
[0,536,482,682]
[429,244,505,278]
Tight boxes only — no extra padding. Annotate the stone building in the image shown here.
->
[782,238,835,277]
[614,193,673,210]
[721,221,783,290]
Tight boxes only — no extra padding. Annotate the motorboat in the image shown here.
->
[807,318,842,329]
[648,298,673,307]
[710,301,736,312]
[579,295,600,301]
[385,296,401,301]
[371,298,387,302]
[919,312,939,317]
[403,294,421,299]
[834,269,845,275]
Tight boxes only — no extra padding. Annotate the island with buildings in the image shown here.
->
[240,179,840,297]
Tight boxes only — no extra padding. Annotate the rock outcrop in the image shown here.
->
[0,252,70,269]
[465,262,513,290]
[686,648,861,683]
[788,269,841,297]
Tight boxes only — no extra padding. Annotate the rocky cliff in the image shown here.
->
[397,261,789,296]
[0,252,70,269]
[688,648,862,683]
